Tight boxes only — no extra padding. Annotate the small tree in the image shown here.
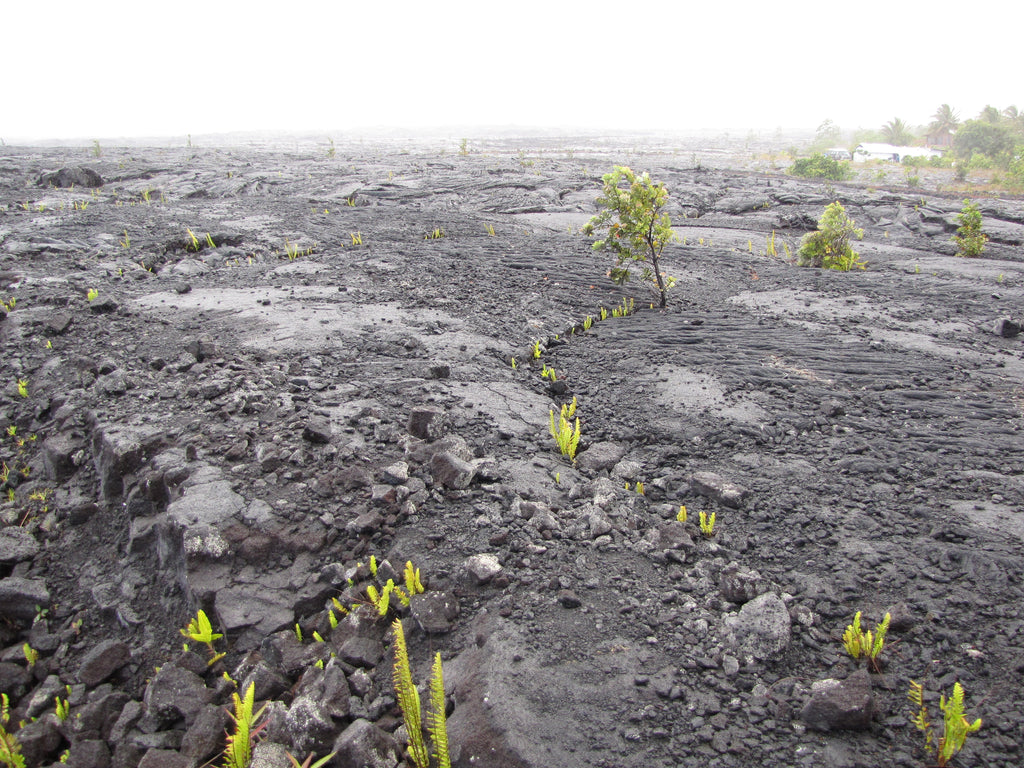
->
[952,199,987,257]
[582,166,675,307]
[797,201,865,271]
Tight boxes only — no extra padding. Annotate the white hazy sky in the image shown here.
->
[6,1,1021,142]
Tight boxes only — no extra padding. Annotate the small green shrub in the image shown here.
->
[788,153,852,181]
[952,199,987,257]
[797,201,865,271]
[583,166,675,307]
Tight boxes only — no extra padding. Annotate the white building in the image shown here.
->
[853,143,942,163]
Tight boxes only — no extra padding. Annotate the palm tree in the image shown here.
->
[881,118,914,146]
[1002,105,1024,132]
[979,105,1001,124]
[929,104,960,134]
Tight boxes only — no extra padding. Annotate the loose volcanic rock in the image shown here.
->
[431,451,476,489]
[13,715,64,766]
[302,413,333,444]
[0,577,50,623]
[722,592,791,662]
[992,317,1021,338]
[801,670,875,731]
[465,553,502,584]
[37,166,104,188]
[410,591,460,634]
[719,564,767,604]
[77,639,132,687]
[179,704,229,767]
[575,442,626,473]
[331,718,400,768]
[41,433,86,482]
[142,664,214,728]
[0,526,40,565]
[408,406,449,440]
[689,471,751,509]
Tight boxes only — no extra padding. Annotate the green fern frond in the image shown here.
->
[0,694,26,768]
[404,561,425,595]
[392,620,429,768]
[428,653,451,768]
[223,682,266,768]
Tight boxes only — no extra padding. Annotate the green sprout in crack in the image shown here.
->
[223,683,267,768]
[909,680,982,767]
[549,397,580,462]
[532,340,542,359]
[1,693,25,768]
[180,609,225,666]
[676,505,687,523]
[699,510,716,537]
[842,611,890,672]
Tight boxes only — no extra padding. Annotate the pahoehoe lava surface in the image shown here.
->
[1,136,1022,768]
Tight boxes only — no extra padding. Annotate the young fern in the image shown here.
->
[0,694,26,768]
[427,653,450,768]
[549,399,581,462]
[392,620,450,768]
[908,680,981,767]
[842,612,890,671]
[223,683,266,768]
[938,682,982,766]
[405,561,425,596]
[392,620,430,768]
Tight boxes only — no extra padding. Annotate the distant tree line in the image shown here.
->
[798,105,1024,186]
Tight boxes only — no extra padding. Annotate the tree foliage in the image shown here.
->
[789,153,852,180]
[583,166,675,307]
[953,120,1017,164]
[952,199,987,257]
[797,201,865,271]
[881,117,915,146]
[930,104,960,135]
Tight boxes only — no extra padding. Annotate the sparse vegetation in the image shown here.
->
[909,680,982,766]
[788,153,851,181]
[952,199,987,257]
[583,166,676,308]
[222,683,266,768]
[549,396,580,462]
[841,611,890,671]
[392,619,451,768]
[0,693,25,768]
[797,201,865,271]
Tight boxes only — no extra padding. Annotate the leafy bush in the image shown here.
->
[797,201,865,271]
[583,166,675,307]
[952,199,987,257]
[953,120,1016,166]
[788,153,852,181]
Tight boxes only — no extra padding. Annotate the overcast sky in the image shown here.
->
[6,1,1021,142]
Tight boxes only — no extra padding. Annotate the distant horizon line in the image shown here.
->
[3,123,822,146]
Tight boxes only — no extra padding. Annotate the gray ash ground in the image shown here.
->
[0,135,1022,768]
